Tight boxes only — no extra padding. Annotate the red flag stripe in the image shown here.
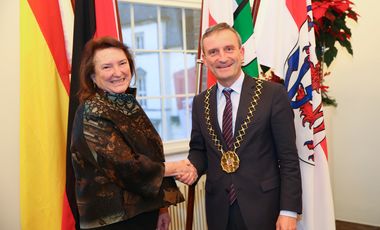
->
[94,0,120,39]
[61,192,76,230]
[27,0,71,94]
[205,10,217,88]
[286,0,307,30]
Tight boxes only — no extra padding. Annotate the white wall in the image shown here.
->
[1,0,379,229]
[0,0,20,229]
[324,0,380,226]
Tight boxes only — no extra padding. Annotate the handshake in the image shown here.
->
[164,159,198,185]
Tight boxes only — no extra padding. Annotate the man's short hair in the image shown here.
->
[201,22,242,54]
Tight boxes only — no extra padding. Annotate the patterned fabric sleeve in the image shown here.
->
[83,114,165,198]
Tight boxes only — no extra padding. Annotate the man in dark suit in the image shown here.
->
[184,23,302,230]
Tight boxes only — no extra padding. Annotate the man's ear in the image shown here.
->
[240,46,245,63]
[202,53,208,68]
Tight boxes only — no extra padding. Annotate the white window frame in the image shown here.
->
[119,0,201,9]
[118,0,201,155]
[134,32,145,49]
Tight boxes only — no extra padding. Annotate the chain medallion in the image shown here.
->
[204,79,264,173]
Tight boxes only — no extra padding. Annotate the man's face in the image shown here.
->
[202,29,244,86]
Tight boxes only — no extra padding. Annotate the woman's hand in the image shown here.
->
[156,207,171,230]
[164,159,198,185]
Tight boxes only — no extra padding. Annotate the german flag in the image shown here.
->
[20,0,72,229]
[20,0,121,229]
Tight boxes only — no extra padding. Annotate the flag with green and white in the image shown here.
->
[200,0,259,87]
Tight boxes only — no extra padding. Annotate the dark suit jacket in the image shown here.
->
[188,76,302,230]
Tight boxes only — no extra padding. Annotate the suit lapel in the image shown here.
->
[209,85,223,139]
[235,76,256,136]
[208,85,229,152]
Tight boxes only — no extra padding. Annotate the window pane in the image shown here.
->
[118,2,132,47]
[186,96,194,137]
[185,9,201,50]
[134,4,158,50]
[186,53,197,94]
[117,1,201,144]
[134,52,161,96]
[163,53,197,95]
[161,7,183,49]
[164,97,188,141]
[163,52,184,96]
[141,98,163,137]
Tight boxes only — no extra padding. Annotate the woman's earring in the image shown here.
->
[91,74,97,89]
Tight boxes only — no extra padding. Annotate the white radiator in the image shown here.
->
[169,175,207,230]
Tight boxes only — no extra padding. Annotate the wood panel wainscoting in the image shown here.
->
[336,220,380,230]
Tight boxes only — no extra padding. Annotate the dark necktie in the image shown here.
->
[222,88,237,205]
[222,88,234,150]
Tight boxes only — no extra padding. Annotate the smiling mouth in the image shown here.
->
[110,77,126,84]
[217,63,233,69]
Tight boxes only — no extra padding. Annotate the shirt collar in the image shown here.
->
[217,72,245,98]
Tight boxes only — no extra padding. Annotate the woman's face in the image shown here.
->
[91,47,131,94]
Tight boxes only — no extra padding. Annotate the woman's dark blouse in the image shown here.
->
[70,92,184,229]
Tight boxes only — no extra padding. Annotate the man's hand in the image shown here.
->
[175,159,198,185]
[276,215,297,230]
[164,159,198,184]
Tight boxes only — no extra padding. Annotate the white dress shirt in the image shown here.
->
[216,72,245,134]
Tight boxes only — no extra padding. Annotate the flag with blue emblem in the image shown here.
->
[255,0,336,229]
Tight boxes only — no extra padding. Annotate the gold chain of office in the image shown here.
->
[204,79,264,173]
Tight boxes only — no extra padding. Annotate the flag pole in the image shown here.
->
[114,0,123,41]
[185,1,205,229]
[195,0,205,96]
[252,0,262,74]
[252,0,261,27]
